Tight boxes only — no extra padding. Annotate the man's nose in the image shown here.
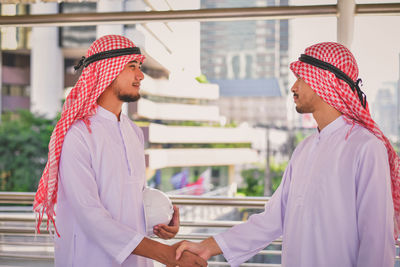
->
[136,69,144,81]
[290,83,296,93]
[290,79,300,93]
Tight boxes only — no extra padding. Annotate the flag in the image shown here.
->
[185,168,212,195]
[148,169,162,189]
[170,168,189,189]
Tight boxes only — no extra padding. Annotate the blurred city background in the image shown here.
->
[0,0,399,266]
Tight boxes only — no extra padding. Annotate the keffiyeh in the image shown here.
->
[290,42,400,238]
[34,35,145,235]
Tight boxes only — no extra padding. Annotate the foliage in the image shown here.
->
[393,141,399,156]
[237,160,288,196]
[222,121,238,128]
[132,120,150,127]
[164,143,251,149]
[295,131,307,146]
[0,110,58,191]
[195,74,209,84]
[270,160,287,192]
[157,119,237,128]
[238,168,264,196]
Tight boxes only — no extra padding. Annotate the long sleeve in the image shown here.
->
[58,127,145,264]
[355,138,395,267]
[214,162,292,267]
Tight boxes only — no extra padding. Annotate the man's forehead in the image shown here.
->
[128,60,142,65]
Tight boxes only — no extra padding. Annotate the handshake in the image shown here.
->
[165,237,220,267]
[139,205,222,267]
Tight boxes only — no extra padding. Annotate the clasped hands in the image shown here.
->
[152,206,217,267]
[164,240,210,267]
[170,239,215,267]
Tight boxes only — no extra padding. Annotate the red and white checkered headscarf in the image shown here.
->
[34,35,145,235]
[290,42,400,238]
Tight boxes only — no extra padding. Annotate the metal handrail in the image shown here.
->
[0,191,269,208]
[0,253,281,267]
[0,191,36,205]
[1,3,400,27]
[0,6,337,27]
[209,263,280,267]
[0,215,242,227]
[0,241,54,247]
[0,253,54,261]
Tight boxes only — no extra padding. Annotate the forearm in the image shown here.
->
[201,237,222,258]
[133,237,175,265]
[175,236,222,261]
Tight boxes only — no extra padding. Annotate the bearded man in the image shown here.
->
[34,35,206,267]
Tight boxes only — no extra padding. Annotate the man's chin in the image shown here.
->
[295,106,313,114]
[295,106,307,114]
[118,94,141,103]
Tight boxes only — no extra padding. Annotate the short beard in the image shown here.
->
[117,93,141,102]
[295,106,305,114]
[295,105,313,114]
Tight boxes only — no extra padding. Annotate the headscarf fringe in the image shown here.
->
[33,35,145,236]
[290,42,400,239]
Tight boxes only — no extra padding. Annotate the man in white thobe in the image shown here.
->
[55,106,153,266]
[34,35,206,267]
[175,42,398,267]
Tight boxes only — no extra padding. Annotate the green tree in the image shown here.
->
[295,131,307,146]
[238,168,264,196]
[238,160,287,196]
[0,110,58,191]
[195,74,209,84]
[270,160,287,192]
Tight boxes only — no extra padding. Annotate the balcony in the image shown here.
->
[147,123,256,144]
[2,66,30,86]
[1,95,30,112]
[146,148,258,169]
[143,123,261,175]
[137,98,220,122]
[141,74,219,100]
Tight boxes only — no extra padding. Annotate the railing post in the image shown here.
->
[264,126,272,196]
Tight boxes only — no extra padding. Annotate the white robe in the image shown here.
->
[214,116,395,267]
[55,106,153,267]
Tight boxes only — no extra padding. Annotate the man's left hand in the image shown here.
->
[153,205,180,239]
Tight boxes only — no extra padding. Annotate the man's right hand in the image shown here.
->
[133,237,207,266]
[175,237,222,262]
[167,250,207,267]
[167,241,207,267]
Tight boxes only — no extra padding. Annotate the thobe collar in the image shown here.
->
[316,115,346,140]
[97,105,120,122]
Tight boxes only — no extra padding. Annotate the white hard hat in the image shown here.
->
[143,187,174,236]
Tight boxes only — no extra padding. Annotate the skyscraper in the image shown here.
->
[374,82,398,143]
[200,0,290,127]
[200,0,289,90]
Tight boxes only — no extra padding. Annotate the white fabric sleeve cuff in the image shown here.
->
[116,233,145,264]
[214,233,240,267]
